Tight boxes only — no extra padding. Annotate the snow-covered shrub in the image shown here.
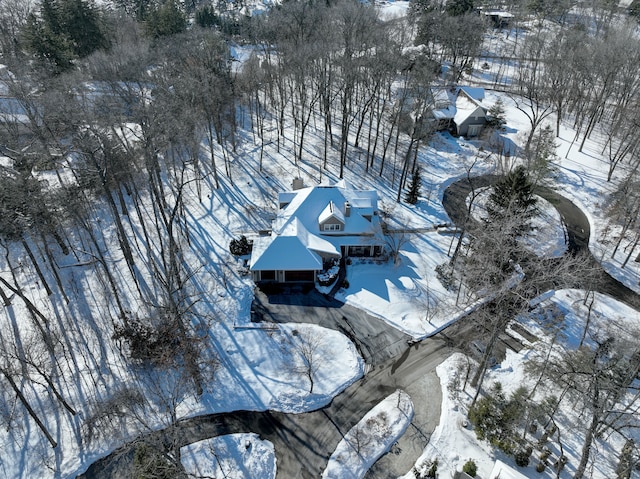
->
[317,260,340,286]
[462,459,477,477]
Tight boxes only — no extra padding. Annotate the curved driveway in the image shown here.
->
[442,175,640,310]
[80,290,450,479]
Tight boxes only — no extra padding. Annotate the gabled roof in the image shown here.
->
[318,201,345,225]
[453,90,487,126]
[430,87,457,120]
[459,86,485,102]
[431,86,486,124]
[250,218,339,271]
[250,181,383,272]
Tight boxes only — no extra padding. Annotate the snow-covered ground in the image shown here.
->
[406,290,640,479]
[181,433,276,479]
[323,390,414,479]
[2,3,640,479]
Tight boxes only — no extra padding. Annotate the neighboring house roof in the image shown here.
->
[453,89,487,127]
[250,180,383,272]
[430,86,486,126]
[430,87,457,120]
[482,10,515,19]
[459,86,485,102]
[250,218,339,271]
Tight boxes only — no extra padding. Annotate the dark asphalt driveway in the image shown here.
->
[80,288,450,479]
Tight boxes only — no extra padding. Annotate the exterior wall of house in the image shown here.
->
[458,114,486,137]
[342,244,383,257]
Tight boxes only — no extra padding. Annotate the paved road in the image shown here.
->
[251,286,411,366]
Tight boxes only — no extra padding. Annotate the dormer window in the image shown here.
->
[318,200,345,232]
[323,223,342,231]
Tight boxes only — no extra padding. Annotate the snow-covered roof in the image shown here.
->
[318,201,345,225]
[432,106,456,120]
[488,460,529,479]
[279,191,297,206]
[459,86,485,102]
[0,97,30,125]
[453,90,486,126]
[482,10,515,18]
[431,86,486,123]
[273,181,379,237]
[250,181,382,272]
[250,218,339,271]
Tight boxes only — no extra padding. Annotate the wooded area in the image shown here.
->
[1,0,640,477]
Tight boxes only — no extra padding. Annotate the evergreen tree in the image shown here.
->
[525,125,558,186]
[446,0,474,16]
[486,165,537,235]
[114,0,153,21]
[405,167,422,204]
[60,0,110,58]
[145,0,187,38]
[195,6,218,28]
[487,98,506,130]
[630,0,640,19]
[23,0,109,73]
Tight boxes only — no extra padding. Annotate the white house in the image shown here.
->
[454,87,487,137]
[250,179,385,283]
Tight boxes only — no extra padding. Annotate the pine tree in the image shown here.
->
[145,0,187,39]
[486,165,537,235]
[446,0,474,16]
[487,98,506,130]
[195,6,218,28]
[405,167,422,204]
[23,0,109,73]
[526,125,558,186]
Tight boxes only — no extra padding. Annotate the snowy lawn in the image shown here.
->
[181,433,276,479]
[322,390,414,479]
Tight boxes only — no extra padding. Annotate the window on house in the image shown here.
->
[323,223,342,231]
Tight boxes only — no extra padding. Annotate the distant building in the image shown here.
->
[429,86,488,138]
[480,9,515,28]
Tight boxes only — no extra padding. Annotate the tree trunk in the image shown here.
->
[21,239,52,296]
[2,371,57,448]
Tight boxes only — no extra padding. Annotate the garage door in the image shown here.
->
[284,270,315,282]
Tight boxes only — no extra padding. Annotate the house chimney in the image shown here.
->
[292,177,304,190]
[344,201,351,217]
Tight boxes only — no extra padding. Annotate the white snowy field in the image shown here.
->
[181,433,276,479]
